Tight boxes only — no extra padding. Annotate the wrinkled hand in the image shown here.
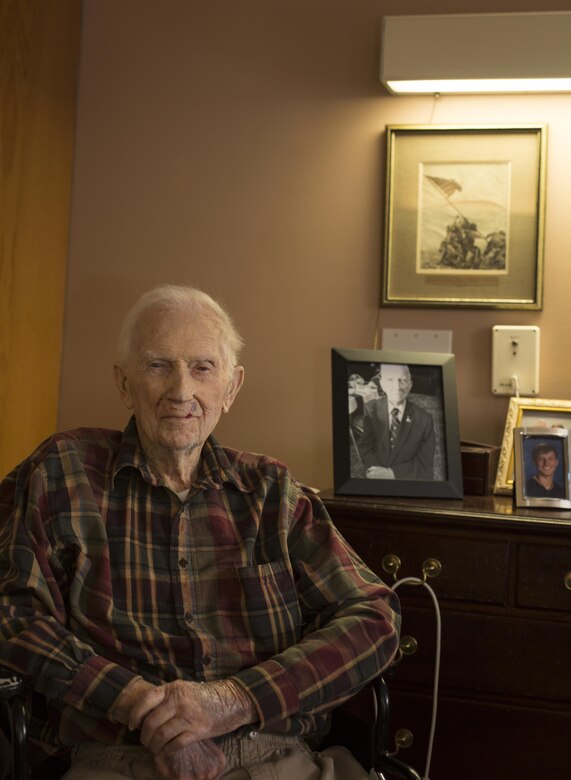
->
[366,466,395,479]
[366,466,392,479]
[109,678,235,778]
[130,679,256,758]
[154,739,226,780]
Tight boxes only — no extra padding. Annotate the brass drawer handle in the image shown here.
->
[382,554,402,578]
[399,635,418,655]
[422,558,442,579]
[395,728,414,750]
[382,554,442,582]
[564,571,571,591]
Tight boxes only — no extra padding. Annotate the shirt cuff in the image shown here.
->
[232,659,300,729]
[63,655,141,719]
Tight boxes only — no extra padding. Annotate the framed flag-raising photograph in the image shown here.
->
[381,125,546,309]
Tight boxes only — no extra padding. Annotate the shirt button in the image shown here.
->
[248,730,259,740]
[184,612,193,623]
[179,558,188,568]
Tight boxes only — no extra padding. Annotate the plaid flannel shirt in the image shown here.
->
[0,418,400,758]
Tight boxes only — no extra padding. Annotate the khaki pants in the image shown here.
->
[61,734,371,779]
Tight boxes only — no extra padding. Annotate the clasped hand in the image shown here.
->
[366,466,395,479]
[130,679,246,752]
[127,679,254,780]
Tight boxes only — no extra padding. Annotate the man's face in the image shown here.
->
[535,449,558,479]
[114,306,243,461]
[379,365,412,405]
[349,375,364,391]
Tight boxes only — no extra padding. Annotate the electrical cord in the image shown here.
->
[391,576,442,780]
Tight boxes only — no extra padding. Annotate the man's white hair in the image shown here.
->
[116,284,244,371]
[379,363,411,379]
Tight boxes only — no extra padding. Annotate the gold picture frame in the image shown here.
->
[494,398,571,495]
[382,124,547,309]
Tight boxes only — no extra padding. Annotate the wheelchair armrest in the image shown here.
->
[324,671,422,780]
[374,753,422,780]
[0,673,28,780]
[0,674,24,701]
[370,675,423,780]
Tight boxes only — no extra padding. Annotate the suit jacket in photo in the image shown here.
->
[359,397,436,480]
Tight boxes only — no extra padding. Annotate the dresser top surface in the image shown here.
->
[319,489,571,533]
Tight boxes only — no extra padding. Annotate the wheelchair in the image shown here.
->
[0,670,420,780]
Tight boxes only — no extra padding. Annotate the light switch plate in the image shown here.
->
[382,328,453,353]
[491,325,540,395]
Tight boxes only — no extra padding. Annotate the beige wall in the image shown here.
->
[59,0,571,490]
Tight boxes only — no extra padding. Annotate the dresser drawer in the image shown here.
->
[337,525,509,605]
[398,606,571,704]
[389,690,571,780]
[516,543,571,613]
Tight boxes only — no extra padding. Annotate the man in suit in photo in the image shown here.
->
[358,363,436,481]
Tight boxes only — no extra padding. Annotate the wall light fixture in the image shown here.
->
[381,12,571,95]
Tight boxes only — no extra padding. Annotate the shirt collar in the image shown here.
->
[112,416,253,493]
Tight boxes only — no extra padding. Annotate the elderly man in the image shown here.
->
[0,286,400,780]
[358,363,435,481]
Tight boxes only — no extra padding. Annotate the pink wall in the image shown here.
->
[59,0,571,489]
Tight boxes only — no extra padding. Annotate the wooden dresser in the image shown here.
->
[321,491,571,779]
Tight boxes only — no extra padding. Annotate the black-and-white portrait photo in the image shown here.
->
[332,348,463,498]
[347,361,446,482]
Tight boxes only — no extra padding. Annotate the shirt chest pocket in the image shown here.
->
[235,560,302,656]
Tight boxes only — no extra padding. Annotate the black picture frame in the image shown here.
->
[513,426,571,510]
[331,347,463,498]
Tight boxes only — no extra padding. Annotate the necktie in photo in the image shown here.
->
[390,407,400,447]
